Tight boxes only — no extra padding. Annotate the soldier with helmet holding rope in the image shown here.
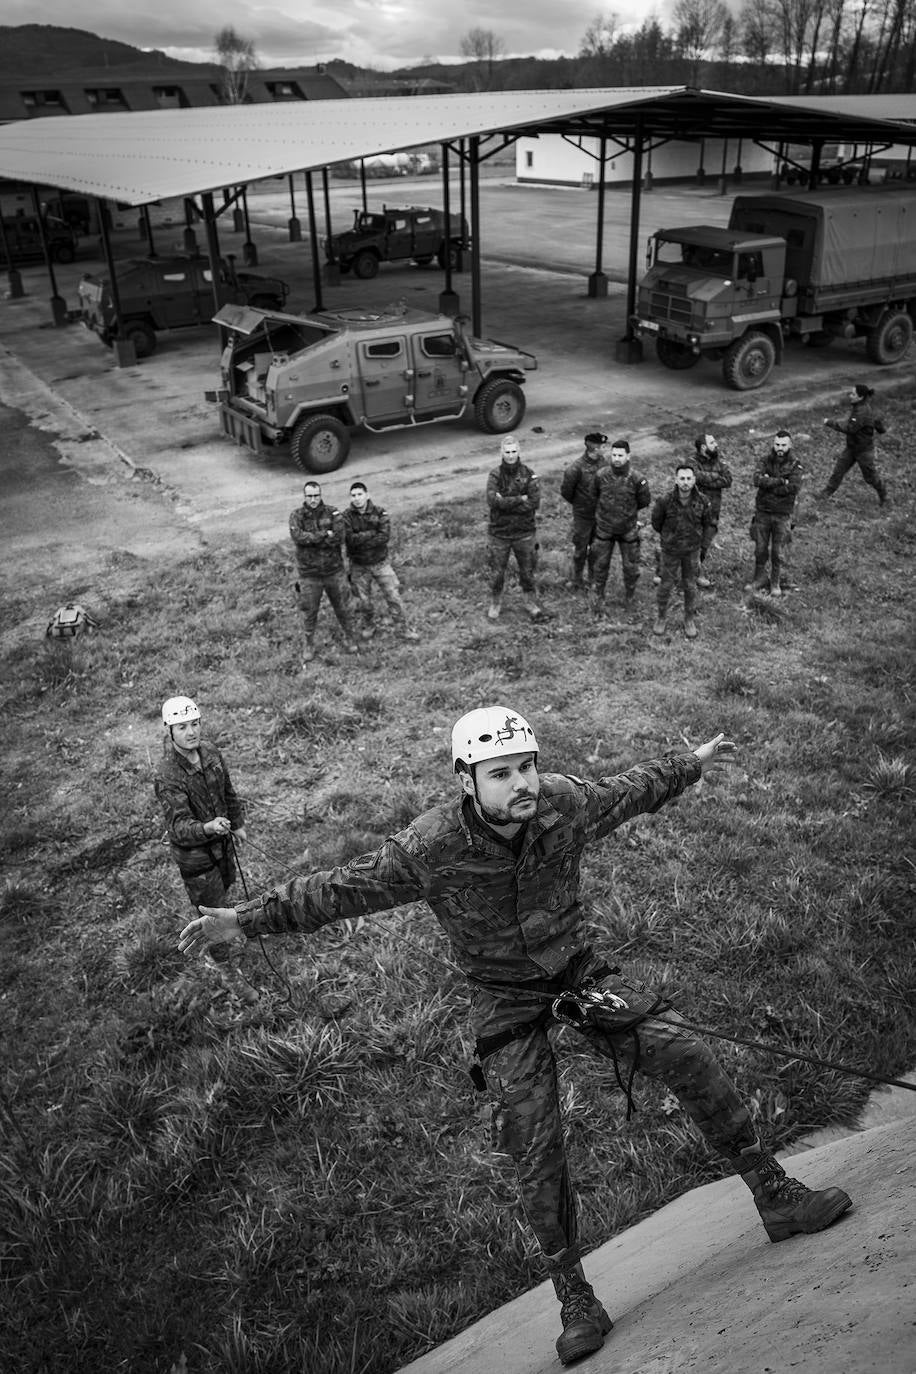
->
[179,705,851,1365]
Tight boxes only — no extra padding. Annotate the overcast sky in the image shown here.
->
[9,0,670,70]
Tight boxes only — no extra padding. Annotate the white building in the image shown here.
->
[515,134,777,187]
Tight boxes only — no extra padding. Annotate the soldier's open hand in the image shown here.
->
[179,906,241,957]
[692,733,738,770]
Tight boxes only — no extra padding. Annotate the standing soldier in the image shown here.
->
[651,462,713,640]
[692,433,733,588]
[181,705,852,1368]
[342,481,420,642]
[155,695,258,1006]
[745,431,802,597]
[820,383,889,506]
[486,435,545,622]
[559,431,608,591]
[590,440,651,618]
[290,480,359,664]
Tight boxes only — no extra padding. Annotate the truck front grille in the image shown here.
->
[647,289,692,326]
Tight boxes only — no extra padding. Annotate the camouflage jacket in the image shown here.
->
[651,487,714,554]
[289,500,346,577]
[693,451,732,519]
[487,461,540,538]
[560,452,604,520]
[342,500,391,567]
[235,753,701,984]
[593,465,651,538]
[753,449,803,516]
[825,401,886,457]
[154,738,244,877]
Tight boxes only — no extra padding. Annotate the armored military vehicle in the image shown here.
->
[78,254,289,357]
[208,302,536,473]
[324,205,469,278]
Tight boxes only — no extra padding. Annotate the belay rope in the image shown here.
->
[220,830,916,1100]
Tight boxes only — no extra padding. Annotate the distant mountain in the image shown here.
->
[0,24,209,77]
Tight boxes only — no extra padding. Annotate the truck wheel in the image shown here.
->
[353,251,379,280]
[722,332,775,390]
[437,243,462,271]
[474,378,526,434]
[290,414,351,474]
[122,320,157,358]
[866,309,913,365]
[52,242,76,264]
[656,338,700,370]
[413,255,434,267]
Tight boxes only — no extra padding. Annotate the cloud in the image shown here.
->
[4,0,658,69]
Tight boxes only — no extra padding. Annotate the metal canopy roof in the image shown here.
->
[0,87,913,207]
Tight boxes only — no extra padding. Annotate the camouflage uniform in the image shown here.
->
[155,736,244,963]
[750,448,803,592]
[486,459,540,596]
[342,499,411,633]
[650,486,713,620]
[823,399,888,502]
[560,449,605,586]
[591,464,651,599]
[234,754,759,1269]
[693,446,733,538]
[289,498,355,641]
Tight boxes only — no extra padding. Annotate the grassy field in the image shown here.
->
[1,384,914,1374]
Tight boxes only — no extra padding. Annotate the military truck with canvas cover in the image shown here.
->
[208,303,536,473]
[324,205,469,279]
[77,255,290,358]
[632,188,916,389]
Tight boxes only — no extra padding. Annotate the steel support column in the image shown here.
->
[588,134,609,298]
[288,173,301,241]
[305,170,324,313]
[97,194,135,366]
[615,121,644,364]
[30,186,66,325]
[469,136,481,336]
[439,142,459,315]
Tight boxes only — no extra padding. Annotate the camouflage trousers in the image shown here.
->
[824,447,886,500]
[591,533,641,596]
[657,547,701,617]
[179,855,236,965]
[349,559,408,630]
[488,534,539,596]
[751,512,792,589]
[472,952,755,1269]
[570,516,597,584]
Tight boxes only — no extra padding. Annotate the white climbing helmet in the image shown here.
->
[162,696,200,728]
[451,706,538,772]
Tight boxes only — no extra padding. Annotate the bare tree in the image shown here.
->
[459,27,506,88]
[741,0,776,64]
[718,10,740,63]
[215,25,258,105]
[579,11,621,56]
[673,0,731,82]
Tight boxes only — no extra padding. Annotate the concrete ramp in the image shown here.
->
[399,1118,914,1374]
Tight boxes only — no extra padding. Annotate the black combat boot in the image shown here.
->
[548,1262,613,1366]
[740,1148,852,1243]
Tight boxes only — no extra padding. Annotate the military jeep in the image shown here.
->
[78,254,290,358]
[324,205,469,279]
[208,302,537,473]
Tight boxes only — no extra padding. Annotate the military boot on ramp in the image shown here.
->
[743,1152,852,1242]
[549,1262,613,1366]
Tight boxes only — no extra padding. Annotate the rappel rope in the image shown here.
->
[224,828,915,1096]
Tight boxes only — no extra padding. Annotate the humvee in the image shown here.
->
[324,205,469,279]
[78,254,290,357]
[208,302,537,473]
